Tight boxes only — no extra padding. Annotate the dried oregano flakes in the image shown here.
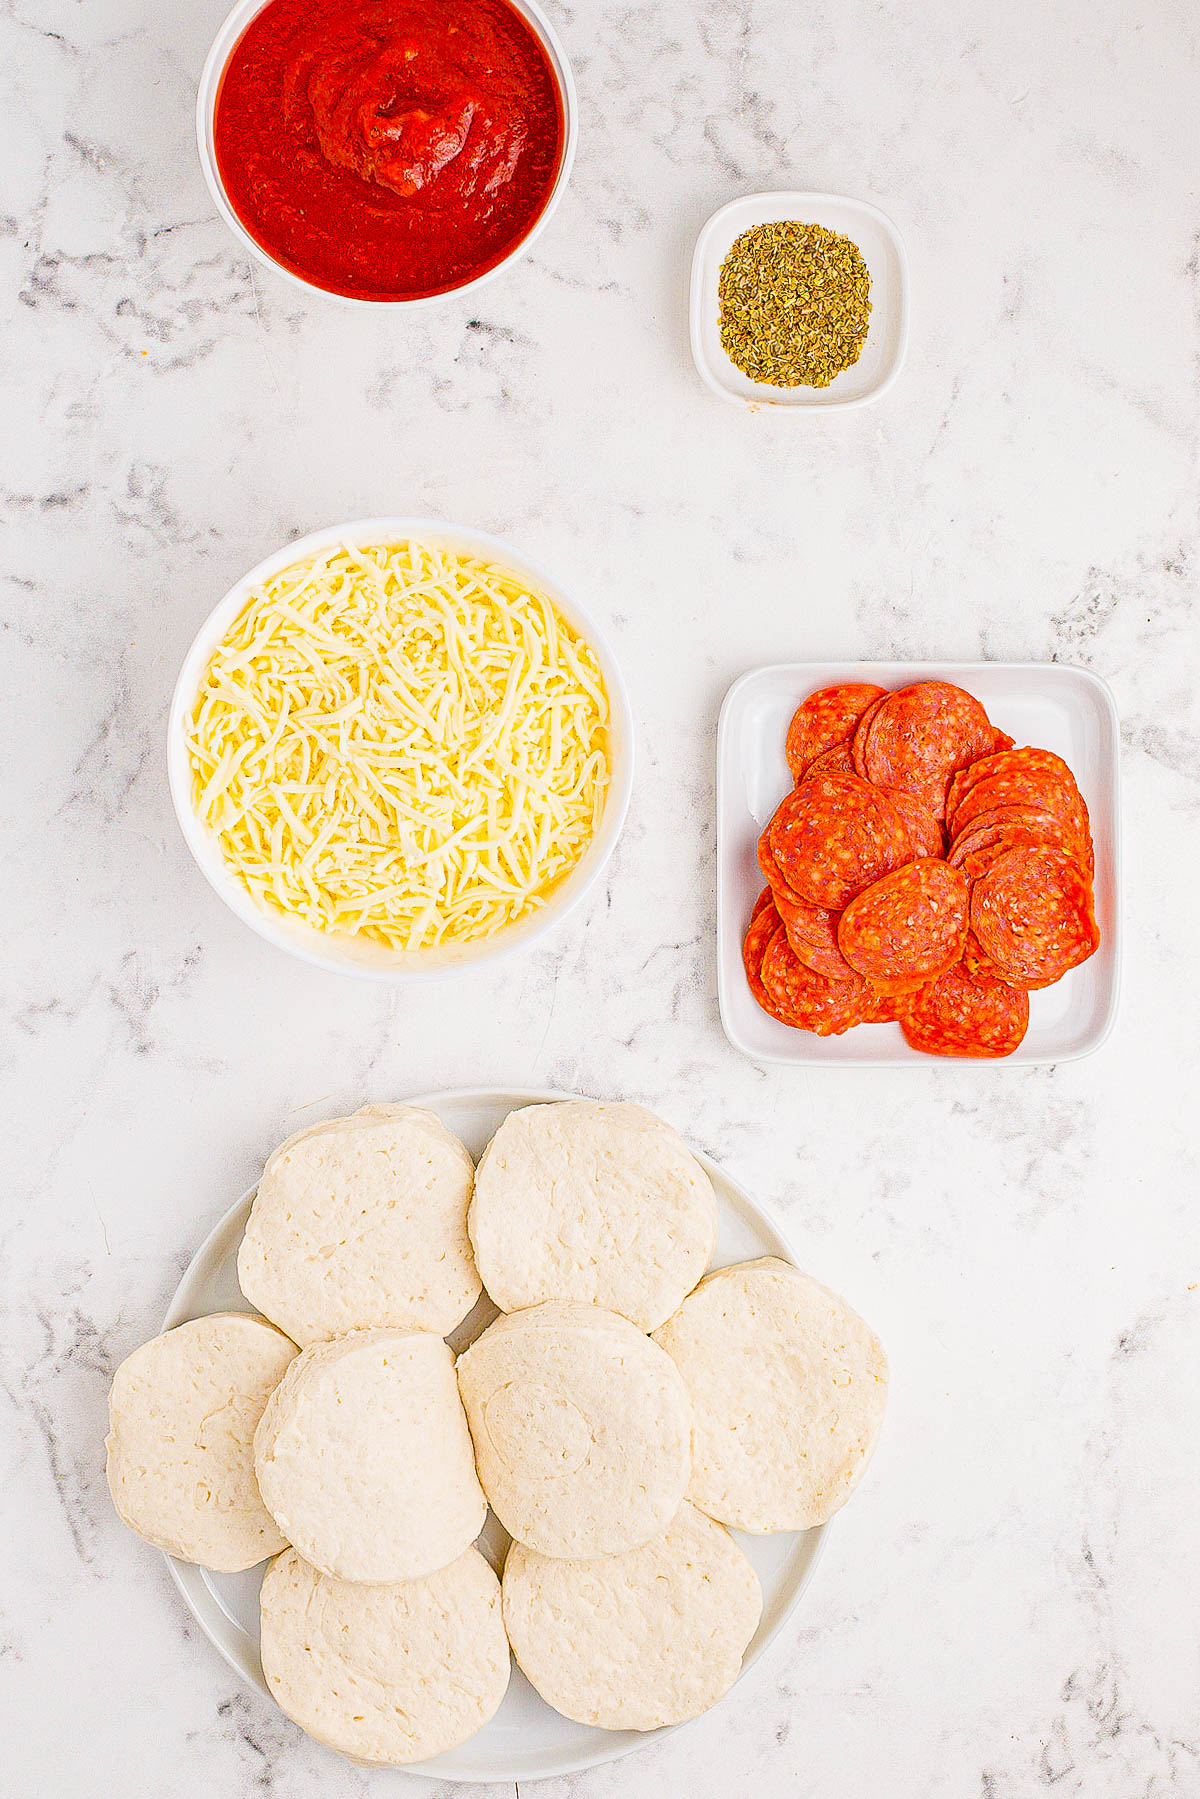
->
[717,221,872,389]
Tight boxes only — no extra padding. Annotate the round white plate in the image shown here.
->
[162,1087,826,1783]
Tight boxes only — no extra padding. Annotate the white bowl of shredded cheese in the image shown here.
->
[168,521,633,980]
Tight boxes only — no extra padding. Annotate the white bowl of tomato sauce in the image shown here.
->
[197,0,577,305]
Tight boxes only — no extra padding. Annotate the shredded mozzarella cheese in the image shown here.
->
[186,541,612,951]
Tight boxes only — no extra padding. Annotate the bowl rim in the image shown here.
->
[194,0,579,308]
[166,519,635,983]
[689,189,911,412]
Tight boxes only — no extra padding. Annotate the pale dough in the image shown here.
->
[502,1501,762,1730]
[237,1105,480,1345]
[456,1301,691,1558]
[260,1546,509,1765]
[653,1257,888,1532]
[468,1101,717,1330]
[253,1329,485,1582]
[105,1312,297,1571]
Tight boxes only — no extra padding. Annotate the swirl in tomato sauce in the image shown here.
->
[214,0,565,300]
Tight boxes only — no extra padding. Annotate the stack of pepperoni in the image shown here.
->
[744,680,1100,1057]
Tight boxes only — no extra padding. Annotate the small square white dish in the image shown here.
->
[690,191,909,410]
[716,662,1121,1067]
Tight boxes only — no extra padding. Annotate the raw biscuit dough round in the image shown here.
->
[237,1105,480,1345]
[502,1501,762,1730]
[254,1329,486,1582]
[105,1312,298,1571]
[653,1257,888,1532]
[467,1100,717,1331]
[456,1301,691,1558]
[260,1546,509,1765]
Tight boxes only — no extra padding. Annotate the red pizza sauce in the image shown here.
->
[213,0,566,300]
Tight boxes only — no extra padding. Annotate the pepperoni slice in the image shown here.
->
[956,801,1092,878]
[950,764,1091,862]
[956,807,1092,880]
[898,962,1030,1057]
[838,860,969,990]
[961,930,1019,986]
[971,845,1100,989]
[757,825,810,905]
[946,745,1069,815]
[805,740,856,780]
[759,926,876,1036]
[760,828,871,982]
[947,747,1083,828]
[861,987,901,1023]
[879,786,944,859]
[785,683,886,782]
[851,691,888,779]
[743,891,782,1012]
[948,808,1078,882]
[862,682,995,820]
[775,892,856,981]
[768,773,912,909]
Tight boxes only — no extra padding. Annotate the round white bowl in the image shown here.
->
[196,0,578,307]
[167,519,634,981]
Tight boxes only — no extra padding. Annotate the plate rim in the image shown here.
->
[161,1085,829,1783]
[716,660,1123,1067]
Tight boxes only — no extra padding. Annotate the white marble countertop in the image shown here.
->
[3,0,1199,1793]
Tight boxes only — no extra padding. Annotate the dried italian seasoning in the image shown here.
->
[718,221,872,388]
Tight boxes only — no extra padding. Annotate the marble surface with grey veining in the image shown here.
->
[2,0,1199,1793]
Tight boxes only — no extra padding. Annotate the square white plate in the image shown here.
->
[716,663,1122,1066]
[691,192,909,410]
